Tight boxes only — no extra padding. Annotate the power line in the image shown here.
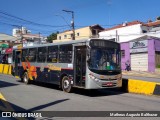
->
[0,10,68,28]
[0,21,70,35]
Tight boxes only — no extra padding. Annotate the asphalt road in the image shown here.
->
[0,74,160,120]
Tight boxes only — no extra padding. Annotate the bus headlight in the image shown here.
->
[89,73,96,80]
[89,73,100,82]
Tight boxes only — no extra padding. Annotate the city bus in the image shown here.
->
[12,38,122,92]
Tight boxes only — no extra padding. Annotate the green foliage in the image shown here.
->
[156,64,160,68]
[47,32,58,43]
[157,16,160,20]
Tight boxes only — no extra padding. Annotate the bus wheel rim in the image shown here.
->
[24,75,27,83]
[64,80,70,89]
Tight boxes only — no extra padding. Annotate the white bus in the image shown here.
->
[12,38,122,92]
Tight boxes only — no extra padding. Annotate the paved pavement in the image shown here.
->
[122,71,160,79]
[0,74,160,120]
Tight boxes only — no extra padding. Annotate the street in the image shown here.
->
[0,74,160,120]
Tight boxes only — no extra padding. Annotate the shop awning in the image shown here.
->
[0,43,9,48]
[5,48,13,54]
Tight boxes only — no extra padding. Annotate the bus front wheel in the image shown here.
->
[23,72,30,84]
[61,76,72,93]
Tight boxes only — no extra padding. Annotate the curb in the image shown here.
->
[122,78,160,96]
[0,64,12,75]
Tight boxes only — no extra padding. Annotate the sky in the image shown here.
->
[0,0,160,37]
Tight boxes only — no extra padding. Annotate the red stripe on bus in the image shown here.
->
[61,68,73,70]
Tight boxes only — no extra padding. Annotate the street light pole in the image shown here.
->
[62,10,75,40]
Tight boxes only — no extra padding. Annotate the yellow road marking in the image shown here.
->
[0,92,6,101]
[0,92,14,111]
[0,92,27,120]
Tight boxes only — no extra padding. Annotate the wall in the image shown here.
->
[155,39,160,51]
[99,24,143,43]
[57,26,92,41]
[155,39,160,68]
[120,42,130,70]
[148,39,155,72]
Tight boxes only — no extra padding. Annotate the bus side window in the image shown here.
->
[28,48,37,62]
[47,46,58,63]
[22,49,28,62]
[59,44,72,63]
[37,47,47,62]
[12,50,15,62]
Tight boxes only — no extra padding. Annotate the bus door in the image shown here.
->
[74,46,86,87]
[14,51,21,76]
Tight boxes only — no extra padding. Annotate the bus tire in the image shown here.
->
[23,72,30,84]
[61,76,72,93]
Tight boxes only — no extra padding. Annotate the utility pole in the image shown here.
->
[39,32,41,44]
[20,25,23,46]
[62,10,75,40]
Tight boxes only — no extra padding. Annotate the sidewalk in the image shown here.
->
[122,70,160,79]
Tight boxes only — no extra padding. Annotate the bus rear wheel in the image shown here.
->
[23,72,30,84]
[61,76,72,93]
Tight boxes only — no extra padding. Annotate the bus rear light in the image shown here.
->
[82,76,85,80]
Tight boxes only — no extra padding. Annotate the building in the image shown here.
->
[0,33,17,63]
[21,34,47,47]
[99,18,160,43]
[147,19,160,38]
[13,27,47,47]
[99,21,149,43]
[55,24,104,42]
[98,18,160,72]
[121,35,160,72]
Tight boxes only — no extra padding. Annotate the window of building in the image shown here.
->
[37,47,47,62]
[59,36,61,40]
[121,50,125,57]
[47,46,58,63]
[70,34,73,38]
[21,49,28,62]
[28,48,37,62]
[142,30,147,33]
[59,45,72,63]
[92,29,97,35]
[77,33,80,36]
[64,35,67,39]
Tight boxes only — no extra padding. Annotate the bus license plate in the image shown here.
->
[103,82,113,86]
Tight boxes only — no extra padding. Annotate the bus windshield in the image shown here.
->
[88,48,121,71]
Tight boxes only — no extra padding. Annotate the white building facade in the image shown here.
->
[99,21,149,43]
[12,27,47,46]
[99,20,160,43]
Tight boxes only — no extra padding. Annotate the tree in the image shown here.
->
[157,16,160,20]
[47,32,58,43]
